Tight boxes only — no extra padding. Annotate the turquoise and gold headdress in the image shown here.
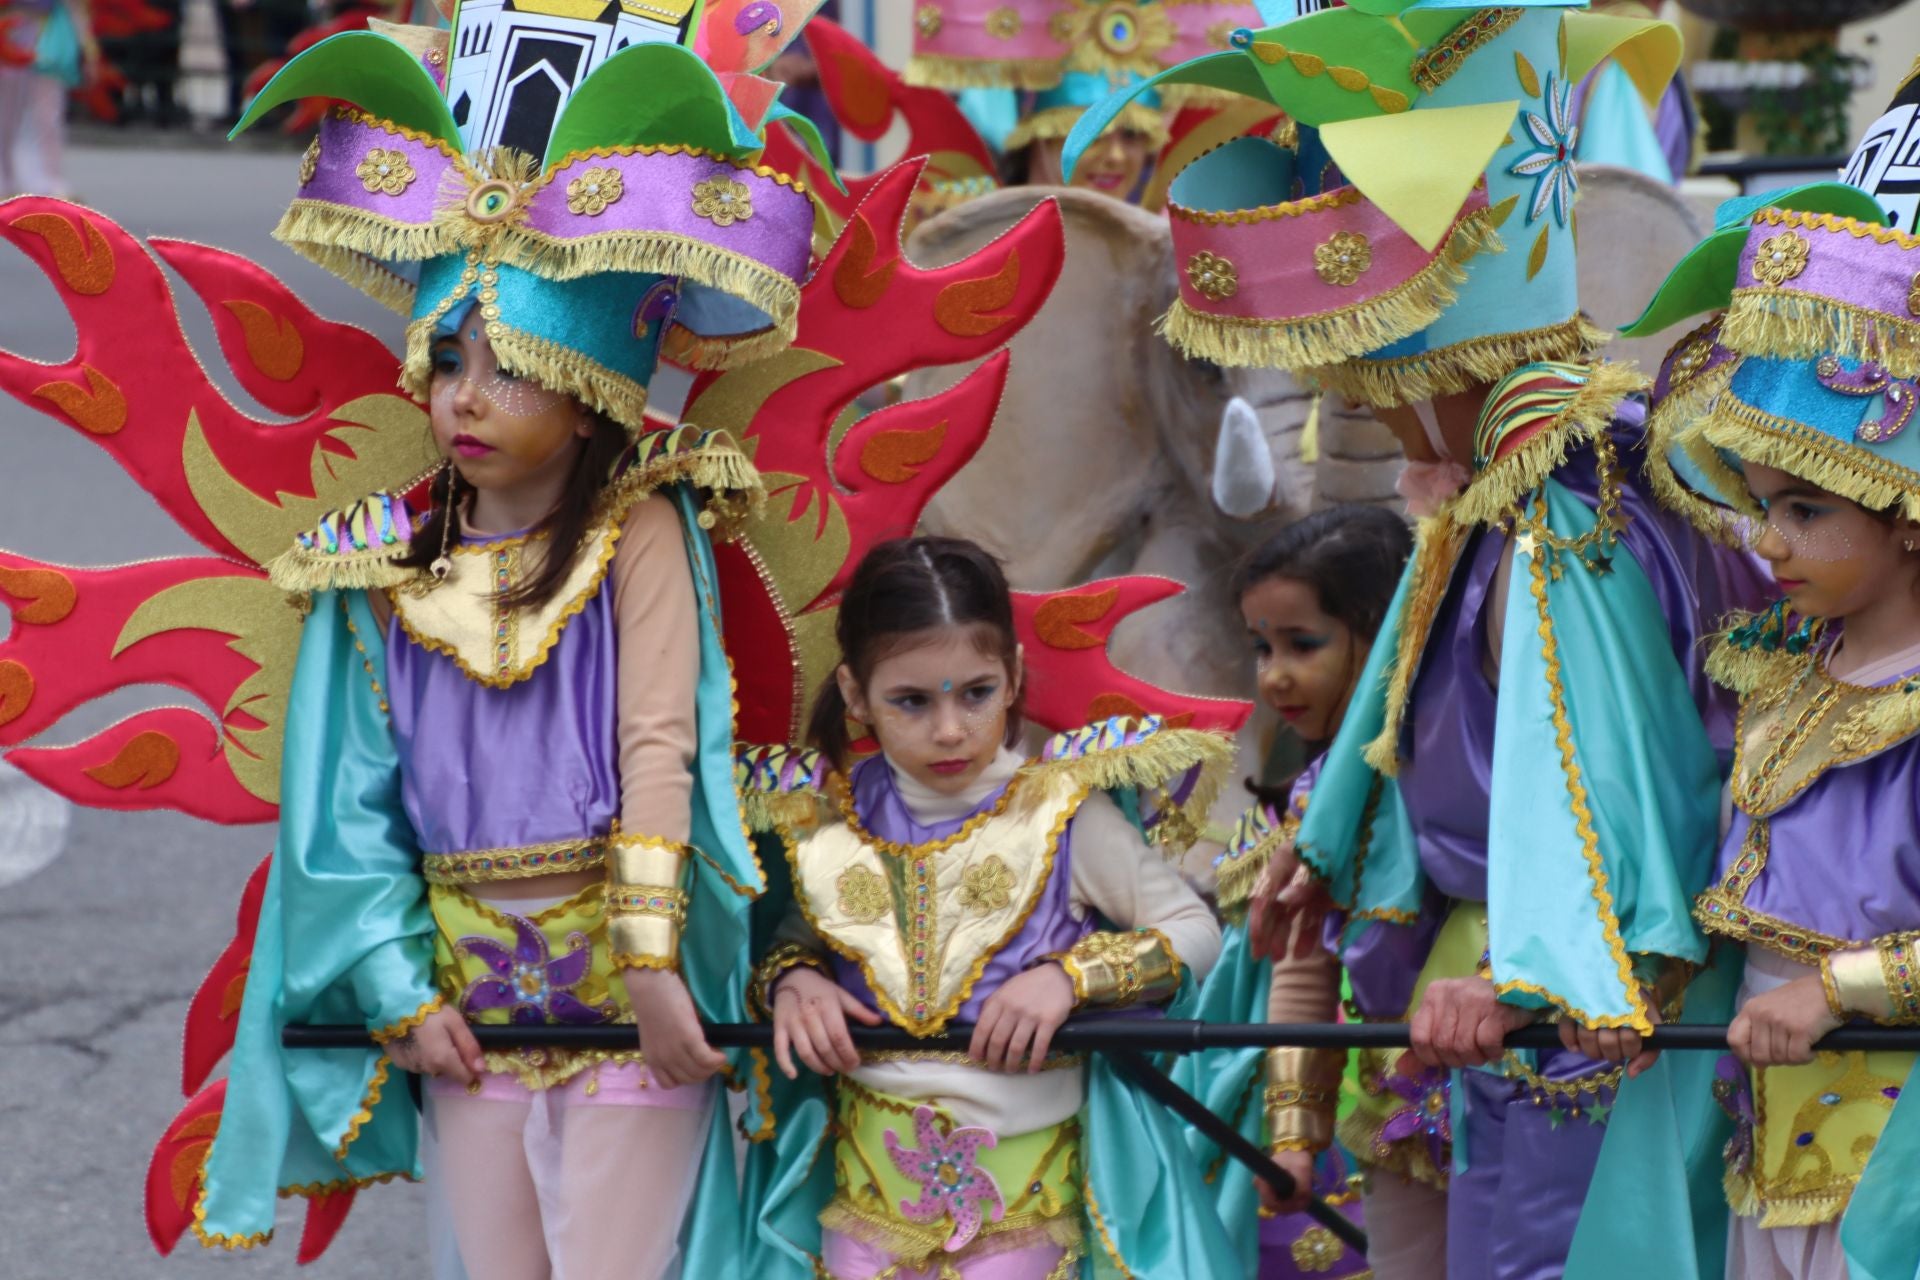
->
[1064,1,1680,406]
[236,0,840,430]
[1005,0,1174,151]
[1626,64,1920,526]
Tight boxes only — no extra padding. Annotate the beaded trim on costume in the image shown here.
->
[420,836,609,884]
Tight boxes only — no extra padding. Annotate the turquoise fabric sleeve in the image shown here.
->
[1565,948,1744,1280]
[1487,479,1719,1029]
[1082,974,1245,1279]
[199,589,434,1243]
[1574,63,1674,185]
[1171,923,1271,1278]
[1842,1059,1920,1279]
[1295,558,1427,932]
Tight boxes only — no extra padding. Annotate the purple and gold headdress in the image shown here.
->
[235,0,837,431]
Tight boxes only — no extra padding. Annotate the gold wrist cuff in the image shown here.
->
[1265,1046,1344,1091]
[1872,936,1920,1023]
[608,834,690,889]
[1830,946,1893,1020]
[751,941,831,1019]
[1056,928,1182,1010]
[607,884,687,970]
[1264,1084,1337,1151]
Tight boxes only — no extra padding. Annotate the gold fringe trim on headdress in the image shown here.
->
[1724,287,1920,382]
[1305,314,1611,410]
[1026,724,1235,856]
[399,318,652,433]
[1694,389,1920,525]
[276,238,418,316]
[1361,361,1646,774]
[662,320,798,373]
[1159,209,1502,372]
[1641,355,1757,547]
[494,229,802,357]
[1005,101,1168,153]
[903,54,1066,92]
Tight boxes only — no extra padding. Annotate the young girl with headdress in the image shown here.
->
[180,3,829,1273]
[1566,64,1920,1280]
[1185,504,1443,1280]
[741,535,1238,1280]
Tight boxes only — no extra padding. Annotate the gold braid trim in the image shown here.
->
[902,55,1066,92]
[1696,389,1920,525]
[1082,1177,1135,1279]
[1264,1046,1342,1153]
[1005,101,1169,151]
[369,995,443,1045]
[1160,208,1503,371]
[749,940,832,1019]
[1305,315,1611,409]
[1361,517,1469,777]
[606,834,691,971]
[191,1191,274,1250]
[332,1057,391,1163]
[1497,497,1650,1034]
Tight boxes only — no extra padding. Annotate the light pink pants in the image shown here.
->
[0,65,68,197]
[423,1062,713,1280]
[821,1230,1070,1279]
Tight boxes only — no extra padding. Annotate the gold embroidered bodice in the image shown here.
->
[390,522,618,688]
[786,769,1091,1038]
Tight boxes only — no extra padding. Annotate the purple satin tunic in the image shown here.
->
[385,531,620,855]
[1724,660,1920,945]
[830,757,1091,1024]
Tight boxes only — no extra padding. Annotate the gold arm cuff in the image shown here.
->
[1054,928,1182,1010]
[751,941,831,1019]
[608,834,690,889]
[1265,1046,1345,1091]
[607,906,683,971]
[1870,936,1919,1022]
[1264,1084,1338,1151]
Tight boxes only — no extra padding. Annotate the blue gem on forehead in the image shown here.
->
[468,330,479,341]
[942,680,953,693]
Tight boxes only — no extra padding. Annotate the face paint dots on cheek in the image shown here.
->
[472,369,567,420]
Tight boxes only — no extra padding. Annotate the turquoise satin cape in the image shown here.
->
[1296,473,1719,1036]
[199,487,765,1257]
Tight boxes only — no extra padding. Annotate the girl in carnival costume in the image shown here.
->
[180,1,832,1271]
[742,536,1239,1279]
[0,0,98,198]
[1183,504,1429,1280]
[1564,61,1920,1280]
[1068,4,1768,1277]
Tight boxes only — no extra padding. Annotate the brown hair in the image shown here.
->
[397,413,630,611]
[805,536,1025,770]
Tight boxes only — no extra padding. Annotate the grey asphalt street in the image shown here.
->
[1,143,429,1278]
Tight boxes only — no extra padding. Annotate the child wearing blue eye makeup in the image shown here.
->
[743,535,1239,1279]
[1180,505,1435,1280]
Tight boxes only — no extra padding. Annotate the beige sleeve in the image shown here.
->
[1266,937,1342,1023]
[610,495,700,845]
[1066,791,1223,982]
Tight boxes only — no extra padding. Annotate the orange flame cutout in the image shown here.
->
[147,1082,224,1256]
[935,250,1022,337]
[33,364,127,435]
[832,214,896,309]
[0,565,76,623]
[82,729,180,789]
[1032,586,1119,651]
[10,210,115,294]
[0,660,32,727]
[220,300,306,382]
[827,49,891,130]
[860,421,948,483]
[183,853,271,1095]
